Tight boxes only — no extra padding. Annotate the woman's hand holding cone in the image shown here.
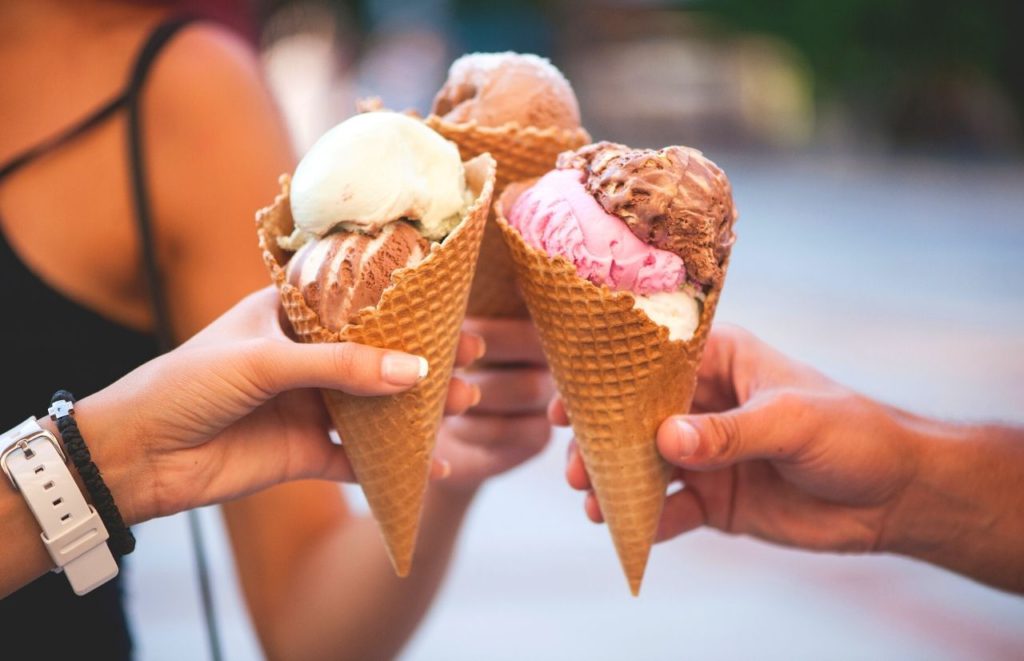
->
[432,317,554,493]
[87,286,483,524]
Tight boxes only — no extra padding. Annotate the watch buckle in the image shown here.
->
[2,431,68,491]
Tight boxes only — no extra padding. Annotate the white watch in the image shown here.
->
[1,417,118,595]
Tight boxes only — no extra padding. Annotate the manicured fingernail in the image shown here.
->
[382,353,429,386]
[438,459,452,480]
[469,384,482,407]
[673,419,700,458]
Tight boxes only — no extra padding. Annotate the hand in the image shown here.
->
[433,317,554,493]
[557,324,923,554]
[79,287,483,523]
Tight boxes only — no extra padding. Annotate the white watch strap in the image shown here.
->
[2,417,118,595]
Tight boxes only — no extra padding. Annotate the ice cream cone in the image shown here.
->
[256,154,497,576]
[425,116,589,317]
[495,181,729,595]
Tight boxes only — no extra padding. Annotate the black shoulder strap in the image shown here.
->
[0,93,128,183]
[125,15,199,352]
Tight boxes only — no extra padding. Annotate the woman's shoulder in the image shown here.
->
[137,21,295,335]
[139,20,294,255]
[148,22,272,115]
[141,20,293,190]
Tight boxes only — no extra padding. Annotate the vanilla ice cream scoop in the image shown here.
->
[289,112,469,242]
[633,291,701,342]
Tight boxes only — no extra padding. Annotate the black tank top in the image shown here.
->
[0,16,197,659]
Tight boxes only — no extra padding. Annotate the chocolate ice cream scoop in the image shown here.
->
[558,142,737,287]
[286,222,429,331]
[432,52,581,130]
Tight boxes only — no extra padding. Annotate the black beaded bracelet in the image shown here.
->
[49,390,136,556]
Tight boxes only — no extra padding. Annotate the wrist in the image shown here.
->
[42,391,151,526]
[877,414,986,559]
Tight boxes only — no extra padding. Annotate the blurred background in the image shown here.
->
[129,0,1024,659]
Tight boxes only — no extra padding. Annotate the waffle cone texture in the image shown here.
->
[495,181,728,595]
[256,154,496,576]
[425,115,590,317]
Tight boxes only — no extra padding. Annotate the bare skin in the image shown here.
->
[557,325,1024,594]
[0,3,553,658]
[0,288,480,598]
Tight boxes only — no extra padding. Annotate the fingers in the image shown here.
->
[578,479,708,539]
[697,324,833,411]
[463,318,545,364]
[430,457,452,480]
[565,441,590,490]
[584,491,603,523]
[318,444,357,483]
[443,413,551,450]
[322,440,452,485]
[432,414,552,486]
[326,443,452,483]
[548,396,569,426]
[249,339,429,397]
[444,377,481,415]
[688,324,750,413]
[566,430,707,539]
[654,487,706,542]
[463,368,554,415]
[454,332,486,369]
[567,442,599,523]
[656,392,815,471]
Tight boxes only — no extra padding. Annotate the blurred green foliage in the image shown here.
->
[699,0,1023,101]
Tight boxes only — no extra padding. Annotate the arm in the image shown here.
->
[882,419,1024,591]
[0,289,441,598]
[559,325,1024,593]
[225,480,474,661]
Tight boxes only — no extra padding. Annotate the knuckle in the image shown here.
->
[811,387,862,427]
[238,338,279,391]
[520,371,553,407]
[522,417,553,448]
[488,416,515,442]
[331,342,364,380]
[714,323,751,349]
[770,387,808,411]
[773,386,843,432]
[705,414,742,462]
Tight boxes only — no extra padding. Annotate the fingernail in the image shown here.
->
[469,384,482,407]
[474,336,487,360]
[382,353,429,386]
[673,419,700,458]
[438,459,452,480]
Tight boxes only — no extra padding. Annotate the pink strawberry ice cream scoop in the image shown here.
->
[559,142,736,288]
[507,169,687,295]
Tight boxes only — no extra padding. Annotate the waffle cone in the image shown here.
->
[256,154,497,576]
[495,181,729,595]
[425,115,590,317]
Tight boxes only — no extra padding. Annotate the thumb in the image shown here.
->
[248,338,429,397]
[656,395,814,470]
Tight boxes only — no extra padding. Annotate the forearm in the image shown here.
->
[0,455,53,597]
[264,486,476,661]
[883,417,1024,592]
[0,404,144,597]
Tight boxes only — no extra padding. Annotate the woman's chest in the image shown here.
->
[0,122,151,328]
